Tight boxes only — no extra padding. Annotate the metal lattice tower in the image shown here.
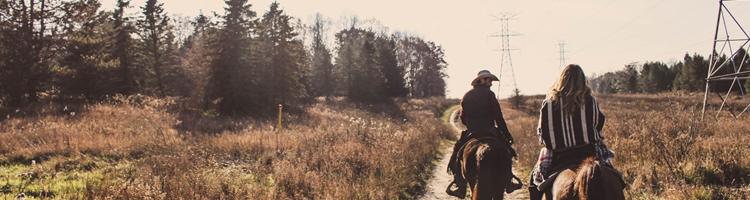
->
[559,41,567,69]
[702,0,750,120]
[490,14,521,98]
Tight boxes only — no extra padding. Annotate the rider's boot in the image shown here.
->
[529,187,543,200]
[528,176,543,200]
[446,173,467,198]
[505,174,524,193]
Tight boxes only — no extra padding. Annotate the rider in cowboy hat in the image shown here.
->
[446,70,522,198]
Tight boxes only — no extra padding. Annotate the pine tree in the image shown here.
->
[160,23,189,96]
[136,0,170,96]
[639,62,673,93]
[112,0,135,94]
[257,2,307,108]
[615,64,639,93]
[59,0,115,99]
[673,54,709,92]
[208,0,256,115]
[1,0,58,107]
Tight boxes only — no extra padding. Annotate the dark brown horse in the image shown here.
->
[543,157,625,200]
[460,138,513,200]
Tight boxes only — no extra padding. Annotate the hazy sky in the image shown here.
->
[103,0,750,98]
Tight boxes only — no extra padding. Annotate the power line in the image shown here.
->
[702,0,750,120]
[569,0,667,57]
[490,14,521,98]
[559,41,567,69]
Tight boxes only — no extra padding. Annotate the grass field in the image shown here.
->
[1,93,748,199]
[507,93,750,200]
[0,96,455,199]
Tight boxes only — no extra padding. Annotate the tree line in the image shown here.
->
[0,0,448,116]
[590,50,750,95]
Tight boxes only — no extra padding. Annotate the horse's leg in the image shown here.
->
[602,166,626,200]
[462,141,479,199]
[576,159,605,200]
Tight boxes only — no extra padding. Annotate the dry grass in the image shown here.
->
[0,97,453,199]
[507,93,750,200]
[3,93,748,199]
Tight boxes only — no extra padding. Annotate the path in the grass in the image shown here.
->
[418,109,527,200]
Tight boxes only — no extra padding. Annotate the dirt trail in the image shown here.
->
[419,109,527,200]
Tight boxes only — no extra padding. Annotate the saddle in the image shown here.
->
[447,131,523,193]
[536,145,625,192]
[447,130,516,175]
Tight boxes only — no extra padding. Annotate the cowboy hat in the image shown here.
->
[474,70,499,82]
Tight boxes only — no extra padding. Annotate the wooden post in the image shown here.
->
[277,104,283,131]
[276,104,282,153]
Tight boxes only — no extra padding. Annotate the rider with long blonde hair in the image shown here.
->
[529,64,616,200]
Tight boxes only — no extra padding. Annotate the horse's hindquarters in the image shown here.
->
[461,140,513,200]
[548,169,577,200]
[546,158,625,200]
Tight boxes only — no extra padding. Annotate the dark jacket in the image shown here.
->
[460,85,511,138]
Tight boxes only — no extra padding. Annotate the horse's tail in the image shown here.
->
[472,143,510,200]
[576,157,605,200]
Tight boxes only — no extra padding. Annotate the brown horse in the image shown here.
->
[461,138,513,200]
[543,157,625,200]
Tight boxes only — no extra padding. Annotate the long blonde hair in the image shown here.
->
[548,64,592,113]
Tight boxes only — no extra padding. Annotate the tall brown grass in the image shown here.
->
[1,97,454,199]
[506,93,750,199]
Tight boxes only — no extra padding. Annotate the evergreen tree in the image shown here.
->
[136,0,170,95]
[0,0,58,107]
[257,2,308,108]
[160,22,189,96]
[59,0,116,99]
[673,54,709,92]
[112,0,135,94]
[615,64,639,93]
[711,49,749,94]
[208,0,256,115]
[639,62,673,93]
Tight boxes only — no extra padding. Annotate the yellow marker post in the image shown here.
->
[277,104,283,131]
[276,104,282,154]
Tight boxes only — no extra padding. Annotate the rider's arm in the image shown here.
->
[489,91,511,137]
[593,97,606,139]
[537,100,549,145]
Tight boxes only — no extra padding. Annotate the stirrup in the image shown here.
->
[446,181,466,198]
[505,174,525,193]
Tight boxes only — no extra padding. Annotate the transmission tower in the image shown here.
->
[701,0,750,120]
[490,14,521,98]
[559,41,567,69]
